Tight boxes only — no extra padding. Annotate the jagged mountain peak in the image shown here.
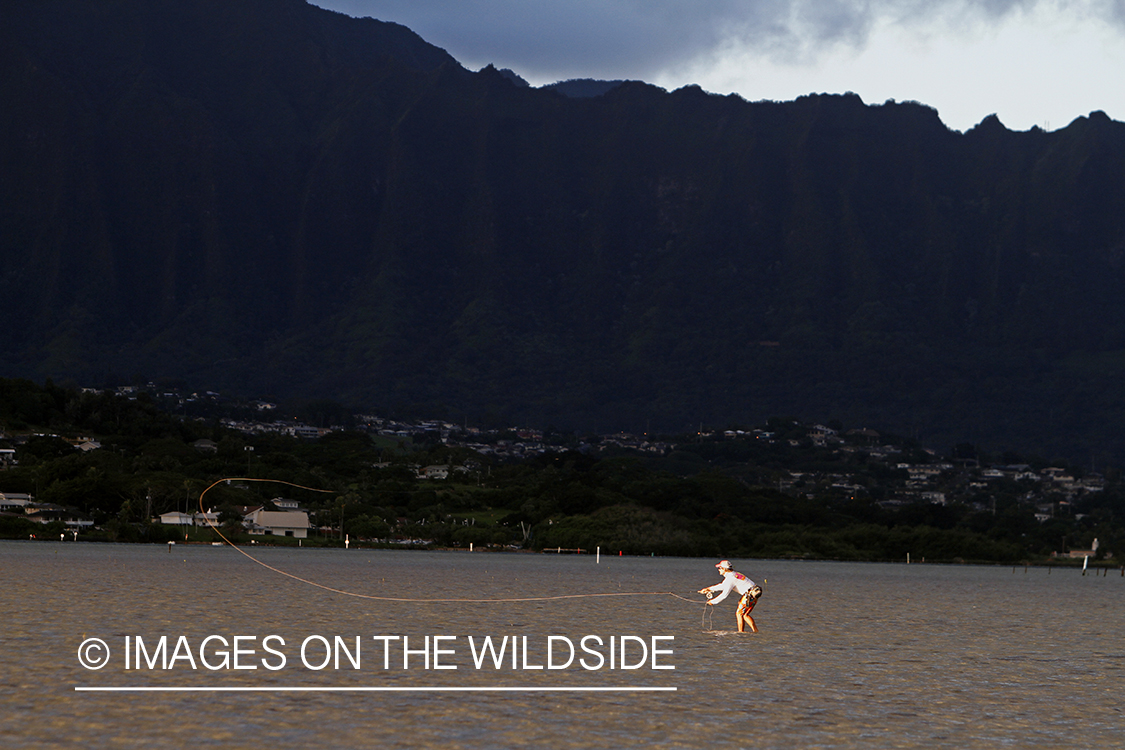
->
[3,0,1125,461]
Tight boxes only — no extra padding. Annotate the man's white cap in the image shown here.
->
[716,560,732,570]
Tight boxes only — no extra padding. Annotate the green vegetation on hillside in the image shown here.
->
[2,378,1120,565]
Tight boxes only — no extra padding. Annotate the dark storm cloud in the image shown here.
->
[318,0,756,76]
[315,0,1125,79]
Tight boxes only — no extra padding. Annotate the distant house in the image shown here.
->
[26,503,93,528]
[809,424,837,437]
[1060,538,1101,559]
[0,449,16,467]
[193,439,218,453]
[419,465,449,480]
[244,508,310,538]
[159,511,194,526]
[1043,467,1075,484]
[293,425,321,439]
[193,510,220,527]
[1081,473,1105,492]
[902,464,950,481]
[0,493,32,511]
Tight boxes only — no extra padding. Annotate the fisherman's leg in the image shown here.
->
[738,595,759,633]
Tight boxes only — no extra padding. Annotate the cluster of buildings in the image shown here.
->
[763,425,1109,551]
[0,492,93,532]
[157,498,311,539]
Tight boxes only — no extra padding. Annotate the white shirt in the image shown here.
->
[703,570,756,604]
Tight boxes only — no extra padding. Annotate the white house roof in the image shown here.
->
[159,511,194,525]
[245,509,310,530]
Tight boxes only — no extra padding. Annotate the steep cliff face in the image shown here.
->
[3,1,1125,459]
[1,0,460,350]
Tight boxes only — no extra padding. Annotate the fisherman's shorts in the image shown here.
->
[737,588,761,617]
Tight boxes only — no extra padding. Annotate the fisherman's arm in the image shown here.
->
[703,580,732,604]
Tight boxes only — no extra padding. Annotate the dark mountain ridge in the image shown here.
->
[542,79,630,98]
[3,0,1125,462]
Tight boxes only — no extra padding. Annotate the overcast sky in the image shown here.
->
[314,0,1125,132]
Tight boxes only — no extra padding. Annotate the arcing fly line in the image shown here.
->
[702,591,715,630]
[198,478,702,605]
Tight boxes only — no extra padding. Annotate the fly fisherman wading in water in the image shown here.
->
[699,560,762,633]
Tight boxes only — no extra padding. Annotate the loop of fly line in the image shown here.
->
[197,477,705,605]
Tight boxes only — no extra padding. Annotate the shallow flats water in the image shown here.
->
[2,541,1122,749]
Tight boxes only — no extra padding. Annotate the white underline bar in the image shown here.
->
[75,686,677,693]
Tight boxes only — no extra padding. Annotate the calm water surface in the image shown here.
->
[1,540,1122,748]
